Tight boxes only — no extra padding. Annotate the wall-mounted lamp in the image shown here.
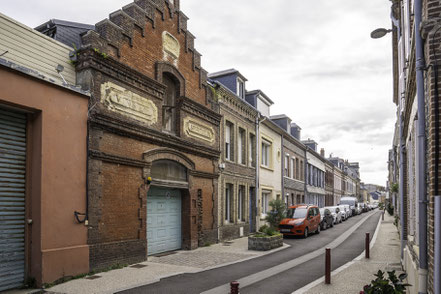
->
[370,28,393,39]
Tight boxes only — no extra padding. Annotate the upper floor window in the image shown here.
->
[237,78,245,99]
[225,121,234,161]
[290,158,295,179]
[261,140,271,167]
[238,128,246,165]
[284,155,289,177]
[162,73,179,134]
[249,133,256,167]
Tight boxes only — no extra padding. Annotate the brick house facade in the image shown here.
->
[72,0,221,270]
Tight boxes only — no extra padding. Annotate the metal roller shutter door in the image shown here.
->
[0,107,26,291]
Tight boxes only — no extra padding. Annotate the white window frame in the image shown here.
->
[290,158,295,179]
[249,133,255,167]
[261,191,270,216]
[237,77,245,98]
[225,122,232,161]
[261,140,271,167]
[284,154,289,177]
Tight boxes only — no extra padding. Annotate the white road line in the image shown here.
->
[201,210,379,294]
[292,211,382,294]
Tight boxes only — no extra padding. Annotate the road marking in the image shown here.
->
[201,210,380,294]
[292,211,382,294]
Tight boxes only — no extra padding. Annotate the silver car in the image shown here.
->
[325,206,342,224]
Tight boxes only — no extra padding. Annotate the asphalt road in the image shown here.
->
[119,210,381,294]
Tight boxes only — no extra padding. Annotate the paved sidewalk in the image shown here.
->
[296,211,401,294]
[42,237,289,294]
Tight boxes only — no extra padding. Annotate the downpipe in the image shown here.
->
[435,196,441,294]
[414,0,428,293]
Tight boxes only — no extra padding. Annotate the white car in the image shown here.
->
[325,206,342,224]
[339,204,351,219]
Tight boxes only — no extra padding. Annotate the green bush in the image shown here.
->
[387,202,394,216]
[361,270,410,294]
[265,198,286,230]
[258,225,279,236]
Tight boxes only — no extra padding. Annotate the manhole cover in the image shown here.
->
[86,275,101,280]
[130,264,148,269]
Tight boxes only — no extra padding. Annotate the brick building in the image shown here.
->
[39,0,222,270]
[208,69,258,240]
[386,0,441,292]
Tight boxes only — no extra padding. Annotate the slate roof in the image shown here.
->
[35,19,94,49]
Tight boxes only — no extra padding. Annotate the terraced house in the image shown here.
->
[208,69,258,240]
[270,115,306,207]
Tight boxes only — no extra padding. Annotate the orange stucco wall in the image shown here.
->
[0,66,89,285]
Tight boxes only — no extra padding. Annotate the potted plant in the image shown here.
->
[248,199,284,251]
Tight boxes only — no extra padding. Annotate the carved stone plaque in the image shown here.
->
[183,117,215,144]
[162,31,180,59]
[101,82,158,125]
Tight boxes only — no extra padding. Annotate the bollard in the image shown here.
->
[230,281,239,294]
[382,211,384,221]
[325,248,331,284]
[365,232,370,259]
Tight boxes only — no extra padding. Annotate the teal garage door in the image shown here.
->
[0,107,26,291]
[147,187,181,255]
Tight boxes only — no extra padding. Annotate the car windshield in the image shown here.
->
[328,207,336,213]
[286,208,307,219]
[340,199,354,206]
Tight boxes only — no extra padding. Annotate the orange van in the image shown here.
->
[278,204,321,238]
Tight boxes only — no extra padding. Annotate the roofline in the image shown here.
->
[208,68,248,82]
[246,89,274,105]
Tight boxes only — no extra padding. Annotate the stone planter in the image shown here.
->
[248,234,283,251]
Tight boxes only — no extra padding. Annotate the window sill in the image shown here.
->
[260,165,273,172]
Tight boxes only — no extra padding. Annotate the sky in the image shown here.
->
[1,0,395,186]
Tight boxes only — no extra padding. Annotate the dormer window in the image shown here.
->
[236,77,245,99]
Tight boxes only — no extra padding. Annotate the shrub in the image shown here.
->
[387,202,394,216]
[265,199,286,229]
[361,270,410,294]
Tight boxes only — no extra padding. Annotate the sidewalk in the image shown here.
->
[297,211,401,294]
[37,237,289,294]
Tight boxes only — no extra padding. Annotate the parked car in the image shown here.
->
[341,204,352,218]
[356,204,363,215]
[325,206,342,224]
[338,205,349,221]
[278,204,321,238]
[319,208,334,230]
[340,196,358,215]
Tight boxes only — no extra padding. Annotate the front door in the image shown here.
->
[147,187,181,255]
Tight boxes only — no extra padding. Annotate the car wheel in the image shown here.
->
[303,227,308,238]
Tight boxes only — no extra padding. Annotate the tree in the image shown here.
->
[265,198,286,229]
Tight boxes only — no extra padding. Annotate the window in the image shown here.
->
[300,160,304,181]
[237,78,245,98]
[225,121,234,161]
[238,128,246,165]
[238,185,245,222]
[225,184,233,222]
[261,140,271,167]
[291,158,295,179]
[261,191,270,215]
[284,155,289,177]
[162,73,179,133]
[151,160,187,182]
[249,134,256,167]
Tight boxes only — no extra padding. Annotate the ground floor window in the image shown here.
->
[261,191,270,216]
[225,184,233,222]
[238,185,245,222]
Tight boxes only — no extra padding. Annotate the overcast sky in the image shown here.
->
[1,0,395,186]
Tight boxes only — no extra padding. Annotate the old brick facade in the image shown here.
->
[74,0,221,270]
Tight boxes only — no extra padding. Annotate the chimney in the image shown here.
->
[320,148,325,157]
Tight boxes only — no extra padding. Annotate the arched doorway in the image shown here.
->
[147,160,188,255]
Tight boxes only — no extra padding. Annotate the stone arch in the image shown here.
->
[155,61,186,97]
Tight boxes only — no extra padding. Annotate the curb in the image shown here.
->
[292,210,383,294]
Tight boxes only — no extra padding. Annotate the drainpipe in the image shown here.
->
[255,115,266,232]
[390,1,408,266]
[414,0,428,292]
[281,135,285,205]
[435,196,441,294]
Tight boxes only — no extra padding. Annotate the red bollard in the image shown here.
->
[365,233,370,259]
[382,211,384,221]
[325,248,331,284]
[230,281,239,294]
